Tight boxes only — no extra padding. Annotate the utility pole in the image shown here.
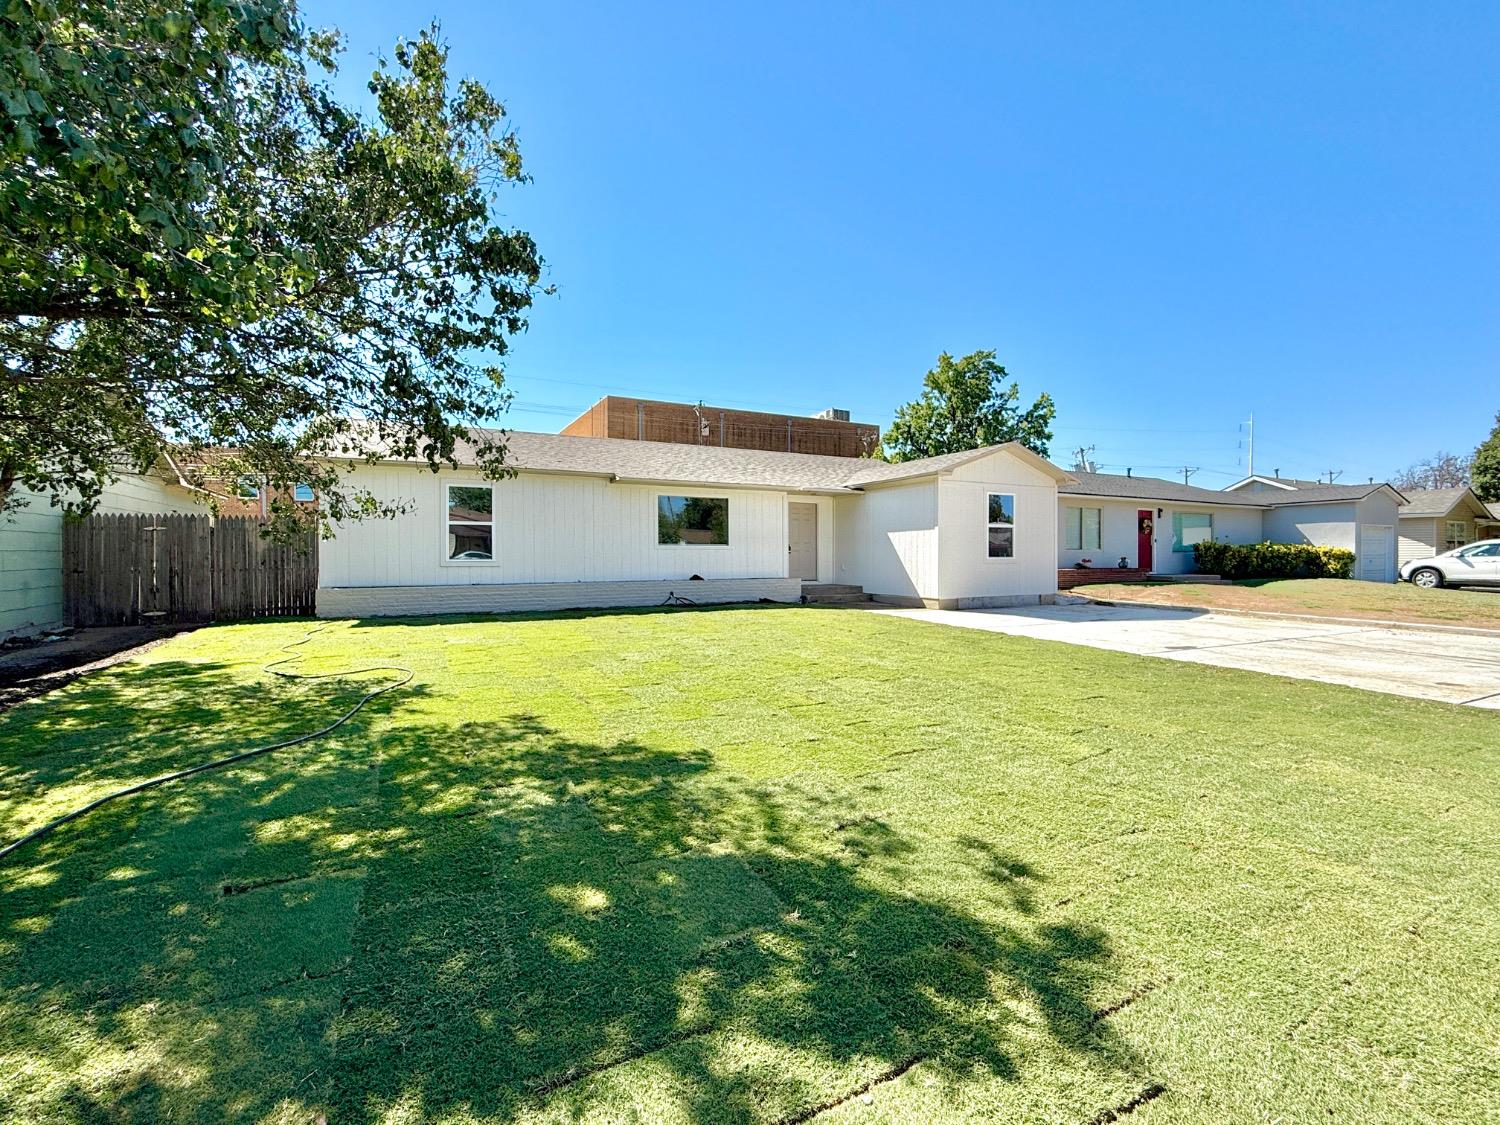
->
[1324,469,1342,484]
[1071,444,1096,473]
[1242,413,1254,478]
[1180,466,1199,485]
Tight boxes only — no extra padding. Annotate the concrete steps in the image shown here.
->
[802,583,870,605]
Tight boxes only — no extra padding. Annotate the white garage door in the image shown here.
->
[1357,525,1393,582]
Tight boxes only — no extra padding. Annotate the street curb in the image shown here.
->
[1077,596,1500,639]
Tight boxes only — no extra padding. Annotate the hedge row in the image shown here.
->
[1192,540,1355,580]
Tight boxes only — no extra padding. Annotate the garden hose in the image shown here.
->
[0,626,412,865]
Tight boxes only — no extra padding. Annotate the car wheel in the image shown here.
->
[1411,567,1443,589]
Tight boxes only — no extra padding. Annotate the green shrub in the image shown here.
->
[1193,540,1355,580]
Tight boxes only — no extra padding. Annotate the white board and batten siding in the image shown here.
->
[831,448,1059,608]
[317,464,801,616]
[831,481,939,600]
[936,454,1059,605]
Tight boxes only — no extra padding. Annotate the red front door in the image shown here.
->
[1137,510,1154,571]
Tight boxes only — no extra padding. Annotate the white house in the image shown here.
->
[1056,471,1406,582]
[316,431,1074,617]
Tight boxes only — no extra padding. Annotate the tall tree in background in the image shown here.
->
[1390,452,1473,492]
[1,0,543,539]
[880,350,1055,461]
[1471,412,1500,501]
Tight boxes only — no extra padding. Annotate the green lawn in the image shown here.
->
[1078,576,1500,629]
[1,607,1497,1123]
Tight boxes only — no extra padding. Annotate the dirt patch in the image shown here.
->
[0,626,194,713]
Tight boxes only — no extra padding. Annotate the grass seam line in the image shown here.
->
[1085,1082,1167,1124]
[524,1021,717,1096]
[1089,978,1165,1026]
[774,1054,926,1125]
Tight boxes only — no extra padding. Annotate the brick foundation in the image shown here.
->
[1058,567,1149,590]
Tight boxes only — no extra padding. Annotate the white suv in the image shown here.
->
[1399,539,1500,589]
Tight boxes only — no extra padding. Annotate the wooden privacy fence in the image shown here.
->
[63,514,318,626]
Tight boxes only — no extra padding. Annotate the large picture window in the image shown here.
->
[447,485,493,560]
[1064,506,1101,551]
[658,495,729,545]
[987,493,1015,558]
[1172,511,1213,553]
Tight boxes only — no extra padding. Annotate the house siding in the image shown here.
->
[831,481,939,600]
[937,453,1058,605]
[1263,502,1357,553]
[1399,519,1440,567]
[318,464,793,590]
[0,487,66,638]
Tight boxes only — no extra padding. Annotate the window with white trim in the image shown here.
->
[1444,520,1470,550]
[293,482,315,502]
[987,493,1015,558]
[446,485,493,560]
[1064,506,1101,551]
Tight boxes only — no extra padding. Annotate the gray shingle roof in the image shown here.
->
[416,429,1070,492]
[1062,472,1403,508]
[1399,487,1488,518]
[1260,483,1407,506]
[1061,472,1274,506]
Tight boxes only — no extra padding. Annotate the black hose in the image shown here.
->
[0,626,412,865]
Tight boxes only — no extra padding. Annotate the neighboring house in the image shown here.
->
[171,447,320,518]
[1057,472,1405,582]
[1396,487,1500,566]
[316,431,1072,617]
[561,396,881,458]
[0,457,207,639]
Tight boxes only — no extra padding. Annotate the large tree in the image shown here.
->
[880,349,1055,461]
[1390,451,1473,492]
[1471,412,1500,502]
[1,0,542,539]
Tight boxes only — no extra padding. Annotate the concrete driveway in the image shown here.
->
[870,602,1500,709]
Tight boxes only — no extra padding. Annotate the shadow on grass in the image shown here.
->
[1,658,1142,1122]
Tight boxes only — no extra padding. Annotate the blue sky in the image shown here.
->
[307,1,1498,485]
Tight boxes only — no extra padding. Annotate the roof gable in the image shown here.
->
[1399,487,1491,519]
[1225,475,1301,491]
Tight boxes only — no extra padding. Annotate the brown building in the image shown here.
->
[561,396,880,458]
[171,447,320,519]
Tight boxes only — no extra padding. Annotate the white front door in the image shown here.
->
[1357,525,1392,582]
[789,502,818,580]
